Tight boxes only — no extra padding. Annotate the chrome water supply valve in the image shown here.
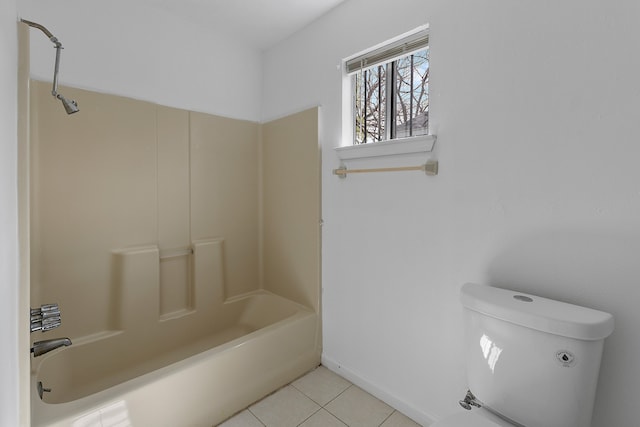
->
[459,389,482,410]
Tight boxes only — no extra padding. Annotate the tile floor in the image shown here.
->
[217,365,424,427]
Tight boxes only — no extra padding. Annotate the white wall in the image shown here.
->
[0,0,19,425]
[263,0,640,425]
[19,0,263,122]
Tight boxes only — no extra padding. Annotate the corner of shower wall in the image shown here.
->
[190,111,261,299]
[260,107,321,315]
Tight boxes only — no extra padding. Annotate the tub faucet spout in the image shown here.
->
[31,338,72,357]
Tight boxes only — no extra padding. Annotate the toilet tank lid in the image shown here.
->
[460,283,614,341]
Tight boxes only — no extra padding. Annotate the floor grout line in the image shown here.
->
[322,383,353,408]
[378,409,396,427]
[247,407,266,427]
[320,384,353,426]
[219,366,421,427]
[295,406,322,427]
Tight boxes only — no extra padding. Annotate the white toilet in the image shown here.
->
[433,283,614,427]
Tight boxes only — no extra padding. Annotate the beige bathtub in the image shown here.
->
[27,86,321,426]
[32,290,320,427]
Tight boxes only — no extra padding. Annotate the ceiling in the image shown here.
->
[145,0,348,50]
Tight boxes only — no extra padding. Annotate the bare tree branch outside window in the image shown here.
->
[354,48,429,144]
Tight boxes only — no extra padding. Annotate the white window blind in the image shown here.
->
[345,31,429,74]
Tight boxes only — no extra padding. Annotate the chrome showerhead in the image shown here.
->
[58,94,79,114]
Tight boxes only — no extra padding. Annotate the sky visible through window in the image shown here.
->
[354,48,429,144]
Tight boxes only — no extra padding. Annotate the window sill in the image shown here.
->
[335,135,436,160]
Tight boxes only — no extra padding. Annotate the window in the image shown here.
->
[347,30,429,145]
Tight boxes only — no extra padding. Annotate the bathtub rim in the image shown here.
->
[31,289,318,425]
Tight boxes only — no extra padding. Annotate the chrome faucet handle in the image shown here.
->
[41,318,61,331]
[41,309,61,319]
[30,303,62,333]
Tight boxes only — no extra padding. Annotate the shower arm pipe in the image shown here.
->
[20,19,64,98]
[52,41,62,98]
[20,19,58,42]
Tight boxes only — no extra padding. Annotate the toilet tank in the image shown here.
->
[460,283,614,427]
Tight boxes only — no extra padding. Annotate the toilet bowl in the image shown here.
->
[432,408,515,427]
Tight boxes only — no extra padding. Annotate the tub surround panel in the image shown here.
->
[30,85,320,344]
[156,105,190,250]
[190,112,261,298]
[30,82,158,339]
[262,107,321,312]
[156,105,192,316]
[30,83,263,342]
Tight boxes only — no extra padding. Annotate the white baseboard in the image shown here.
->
[321,355,437,426]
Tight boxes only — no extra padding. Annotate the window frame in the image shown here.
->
[344,27,431,150]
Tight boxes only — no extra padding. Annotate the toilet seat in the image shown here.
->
[431,408,515,427]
